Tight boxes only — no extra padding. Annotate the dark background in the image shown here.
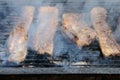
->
[0,74,120,80]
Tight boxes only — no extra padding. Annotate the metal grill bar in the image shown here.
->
[19,50,120,68]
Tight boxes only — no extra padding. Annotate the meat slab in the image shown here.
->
[6,6,34,62]
[91,7,120,57]
[62,13,96,48]
[28,6,58,55]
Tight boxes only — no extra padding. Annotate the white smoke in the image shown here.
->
[0,0,120,65]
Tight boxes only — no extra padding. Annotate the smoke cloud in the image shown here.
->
[0,0,120,65]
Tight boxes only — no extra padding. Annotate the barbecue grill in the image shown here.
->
[0,0,120,74]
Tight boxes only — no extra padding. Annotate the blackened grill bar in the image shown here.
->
[0,0,120,74]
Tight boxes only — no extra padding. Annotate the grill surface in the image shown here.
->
[0,0,120,74]
[21,50,120,68]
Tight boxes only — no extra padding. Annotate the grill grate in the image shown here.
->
[20,49,120,68]
[0,0,120,69]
